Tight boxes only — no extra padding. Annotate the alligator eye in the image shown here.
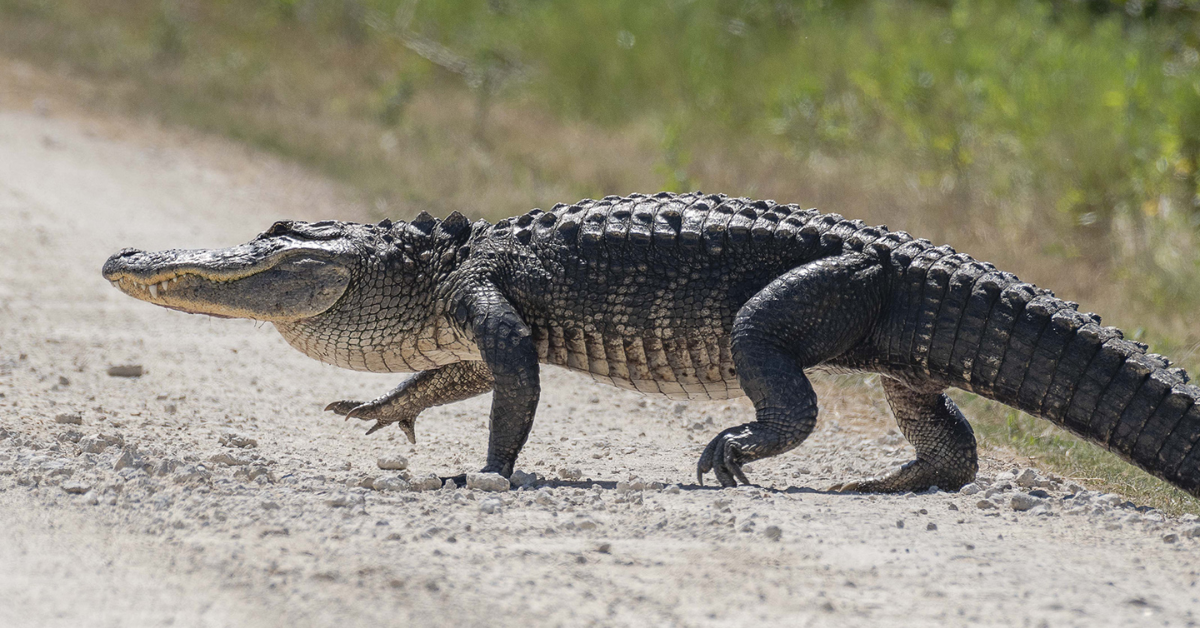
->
[264,221,294,237]
[260,221,342,241]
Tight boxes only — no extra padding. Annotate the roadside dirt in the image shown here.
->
[1,58,1199,627]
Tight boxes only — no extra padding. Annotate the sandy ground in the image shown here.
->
[2,58,1200,627]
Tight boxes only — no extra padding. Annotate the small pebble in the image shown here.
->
[326,493,365,509]
[896,519,905,529]
[479,497,504,514]
[1163,533,1179,544]
[1011,494,1041,512]
[79,434,122,454]
[210,452,252,466]
[218,432,258,449]
[409,475,443,492]
[60,480,91,494]
[1016,469,1040,488]
[976,500,997,510]
[959,482,981,496]
[155,459,180,476]
[54,412,82,425]
[926,522,937,531]
[763,525,783,541]
[113,446,142,471]
[510,469,538,488]
[558,467,583,481]
[466,472,510,492]
[373,476,411,492]
[106,365,144,378]
[376,454,409,471]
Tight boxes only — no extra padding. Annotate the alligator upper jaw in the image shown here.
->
[102,244,353,322]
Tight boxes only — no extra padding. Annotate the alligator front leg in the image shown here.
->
[325,361,494,442]
[454,284,540,477]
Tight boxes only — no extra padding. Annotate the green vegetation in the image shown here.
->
[3,0,1200,505]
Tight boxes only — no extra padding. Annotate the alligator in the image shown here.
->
[102,192,1200,495]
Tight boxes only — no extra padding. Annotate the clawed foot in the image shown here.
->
[825,459,975,494]
[324,399,418,443]
[696,425,758,488]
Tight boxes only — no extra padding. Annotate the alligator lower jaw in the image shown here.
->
[107,272,246,318]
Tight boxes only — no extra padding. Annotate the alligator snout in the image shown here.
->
[102,248,147,279]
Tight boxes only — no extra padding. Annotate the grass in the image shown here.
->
[3,0,1200,507]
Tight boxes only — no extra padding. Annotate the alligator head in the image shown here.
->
[101,220,365,321]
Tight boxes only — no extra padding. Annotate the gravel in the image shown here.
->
[2,96,1198,628]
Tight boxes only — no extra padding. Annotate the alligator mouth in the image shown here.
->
[107,272,230,310]
[102,246,352,321]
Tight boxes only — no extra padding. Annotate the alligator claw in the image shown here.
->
[324,399,417,443]
[697,425,754,488]
[324,400,364,419]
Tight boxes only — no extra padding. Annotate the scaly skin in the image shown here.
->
[103,192,1200,496]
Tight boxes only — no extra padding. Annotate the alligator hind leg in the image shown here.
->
[698,253,887,486]
[831,377,978,493]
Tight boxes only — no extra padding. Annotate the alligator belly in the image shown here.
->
[534,325,743,400]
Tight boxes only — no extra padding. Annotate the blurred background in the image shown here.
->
[3,0,1200,506]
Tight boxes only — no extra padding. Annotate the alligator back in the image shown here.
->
[480,192,891,399]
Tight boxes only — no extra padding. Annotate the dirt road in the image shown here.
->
[1,60,1198,627]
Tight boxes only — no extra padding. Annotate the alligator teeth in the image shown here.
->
[149,283,158,298]
[159,281,169,293]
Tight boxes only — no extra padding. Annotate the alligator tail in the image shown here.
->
[900,247,1200,497]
